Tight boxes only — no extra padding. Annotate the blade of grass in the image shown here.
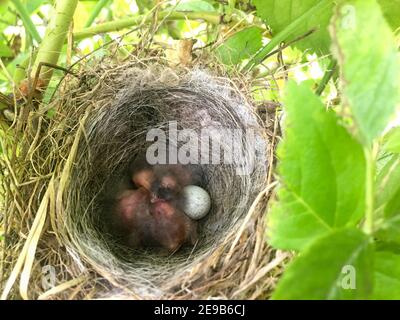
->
[316,59,337,96]
[84,0,110,28]
[11,0,41,43]
[1,178,52,300]
[19,178,52,300]
[38,276,87,300]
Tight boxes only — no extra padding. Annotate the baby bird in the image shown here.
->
[111,187,154,247]
[110,155,199,252]
[131,155,203,203]
[149,200,197,252]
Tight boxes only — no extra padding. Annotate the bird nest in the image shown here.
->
[0,56,288,300]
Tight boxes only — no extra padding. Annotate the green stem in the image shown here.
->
[242,0,331,72]
[32,0,79,87]
[11,0,42,43]
[84,0,110,28]
[13,50,38,84]
[316,59,337,96]
[74,11,221,41]
[363,145,376,234]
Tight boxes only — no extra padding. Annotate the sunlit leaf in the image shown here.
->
[175,0,216,12]
[331,0,400,144]
[253,0,334,55]
[371,251,400,299]
[216,27,262,65]
[0,0,8,10]
[272,228,373,300]
[0,42,13,57]
[383,127,400,154]
[73,1,96,31]
[267,81,366,251]
[26,0,46,13]
[0,4,17,34]
[378,0,400,31]
[375,155,400,244]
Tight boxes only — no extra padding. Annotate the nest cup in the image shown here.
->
[1,58,284,300]
[64,66,269,297]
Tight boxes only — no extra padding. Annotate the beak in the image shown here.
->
[150,193,159,203]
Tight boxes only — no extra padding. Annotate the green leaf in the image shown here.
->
[272,228,373,300]
[136,0,156,13]
[371,251,400,299]
[0,0,8,10]
[0,3,15,35]
[267,81,366,251]
[378,0,400,31]
[216,27,262,65]
[11,0,42,43]
[84,0,109,28]
[0,52,29,82]
[376,155,400,210]
[175,0,216,12]
[26,0,46,13]
[330,0,400,144]
[383,127,400,154]
[0,42,13,57]
[375,155,400,244]
[253,0,334,55]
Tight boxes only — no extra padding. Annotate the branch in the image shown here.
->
[32,0,79,88]
[73,11,222,41]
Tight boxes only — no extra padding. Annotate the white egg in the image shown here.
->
[182,185,211,220]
